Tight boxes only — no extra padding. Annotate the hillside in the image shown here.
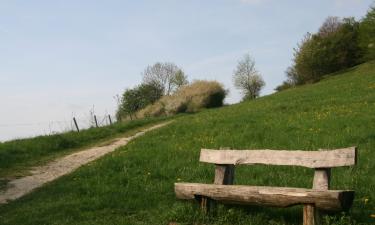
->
[0,117,168,180]
[1,61,375,225]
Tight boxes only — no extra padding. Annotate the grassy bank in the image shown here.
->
[0,61,375,224]
[0,117,168,179]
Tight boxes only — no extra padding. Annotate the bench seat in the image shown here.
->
[175,183,354,211]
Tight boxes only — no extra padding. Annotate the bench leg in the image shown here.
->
[303,204,317,225]
[200,197,208,213]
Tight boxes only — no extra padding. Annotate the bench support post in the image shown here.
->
[214,164,235,185]
[200,164,235,213]
[303,204,316,225]
[304,168,330,225]
[200,196,210,214]
[313,168,331,190]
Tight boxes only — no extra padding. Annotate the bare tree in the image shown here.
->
[318,16,343,37]
[233,54,265,100]
[142,62,188,95]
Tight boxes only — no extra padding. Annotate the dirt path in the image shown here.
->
[0,122,171,204]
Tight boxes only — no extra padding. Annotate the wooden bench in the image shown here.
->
[175,147,357,225]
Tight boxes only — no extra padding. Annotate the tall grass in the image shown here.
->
[138,80,226,118]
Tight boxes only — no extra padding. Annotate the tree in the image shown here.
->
[359,5,375,61]
[142,62,188,95]
[233,54,265,100]
[117,83,163,120]
[118,88,141,120]
[318,16,343,37]
[275,66,297,92]
[279,16,362,89]
[172,69,189,88]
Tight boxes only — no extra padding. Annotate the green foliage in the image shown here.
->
[171,69,189,88]
[1,61,375,224]
[359,6,375,61]
[292,18,362,85]
[275,80,294,92]
[0,117,166,178]
[278,5,375,92]
[117,83,163,120]
[322,213,358,225]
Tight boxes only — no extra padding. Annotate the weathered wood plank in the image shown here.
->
[175,183,354,211]
[200,147,357,168]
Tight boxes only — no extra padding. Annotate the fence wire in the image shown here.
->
[0,114,116,140]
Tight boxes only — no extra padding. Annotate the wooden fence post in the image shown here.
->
[94,115,98,128]
[73,117,80,132]
[108,115,112,125]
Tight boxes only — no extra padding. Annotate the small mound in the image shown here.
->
[138,80,226,117]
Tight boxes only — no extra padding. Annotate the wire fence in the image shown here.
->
[0,113,117,141]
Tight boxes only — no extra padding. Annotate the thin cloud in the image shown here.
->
[334,0,363,7]
[239,0,265,4]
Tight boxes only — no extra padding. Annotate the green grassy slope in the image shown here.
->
[0,117,168,179]
[1,61,375,225]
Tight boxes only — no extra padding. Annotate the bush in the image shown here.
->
[275,81,294,92]
[116,83,163,120]
[137,80,226,118]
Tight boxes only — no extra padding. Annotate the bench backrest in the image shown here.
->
[200,147,357,190]
[200,147,357,168]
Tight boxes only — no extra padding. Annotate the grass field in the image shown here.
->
[1,61,375,225]
[0,116,168,179]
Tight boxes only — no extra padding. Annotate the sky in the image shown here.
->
[0,0,373,141]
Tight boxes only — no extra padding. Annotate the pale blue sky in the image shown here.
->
[0,0,373,141]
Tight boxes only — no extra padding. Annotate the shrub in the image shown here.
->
[116,83,163,120]
[137,80,226,118]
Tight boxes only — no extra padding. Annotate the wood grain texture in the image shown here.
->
[312,167,331,224]
[200,147,357,168]
[303,204,316,225]
[313,168,331,190]
[214,165,235,185]
[175,183,354,211]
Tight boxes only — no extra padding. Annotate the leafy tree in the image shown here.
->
[275,66,297,91]
[143,62,188,95]
[359,5,375,61]
[137,83,164,106]
[277,16,363,91]
[172,69,189,88]
[233,54,265,100]
[117,83,163,120]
